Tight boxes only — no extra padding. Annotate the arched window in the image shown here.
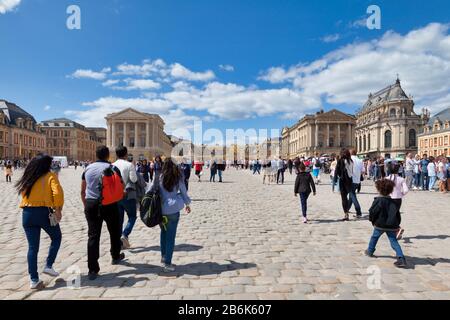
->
[355,138,358,151]
[359,136,362,152]
[390,109,396,117]
[409,129,416,147]
[363,135,367,151]
[368,134,371,150]
[385,130,392,148]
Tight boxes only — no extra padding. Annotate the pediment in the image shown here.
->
[316,109,355,121]
[107,108,152,120]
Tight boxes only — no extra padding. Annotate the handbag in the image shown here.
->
[48,208,59,227]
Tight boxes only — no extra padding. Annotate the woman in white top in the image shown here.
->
[427,157,437,192]
[387,163,409,240]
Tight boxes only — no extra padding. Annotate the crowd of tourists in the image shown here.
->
[15,146,192,289]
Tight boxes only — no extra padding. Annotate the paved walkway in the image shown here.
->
[1,168,450,300]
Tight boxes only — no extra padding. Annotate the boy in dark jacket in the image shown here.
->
[365,179,407,268]
[294,163,316,224]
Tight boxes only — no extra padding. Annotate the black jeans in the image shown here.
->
[277,169,285,184]
[84,200,122,273]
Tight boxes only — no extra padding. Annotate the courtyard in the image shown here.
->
[1,168,450,300]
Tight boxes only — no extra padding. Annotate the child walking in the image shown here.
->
[386,163,409,240]
[294,163,316,224]
[365,179,407,268]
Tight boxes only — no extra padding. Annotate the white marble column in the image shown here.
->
[134,123,139,148]
[145,122,150,148]
[152,122,157,148]
[123,122,128,147]
[111,122,116,147]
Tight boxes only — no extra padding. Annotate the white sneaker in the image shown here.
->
[30,280,45,290]
[302,217,308,224]
[43,267,60,277]
[121,236,130,249]
[163,264,176,272]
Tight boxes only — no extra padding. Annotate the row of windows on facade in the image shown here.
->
[420,135,450,148]
[47,139,96,148]
[424,122,450,133]
[43,130,96,140]
[356,129,417,152]
[0,148,41,158]
[0,117,36,130]
[0,131,45,148]
[289,138,346,152]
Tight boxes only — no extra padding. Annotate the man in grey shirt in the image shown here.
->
[81,146,125,280]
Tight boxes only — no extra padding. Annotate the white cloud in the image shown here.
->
[259,23,450,114]
[44,105,51,111]
[321,34,340,43]
[219,64,235,72]
[164,82,319,120]
[70,68,109,80]
[115,59,166,77]
[102,79,120,87]
[0,0,21,14]
[349,17,367,29]
[122,79,161,91]
[170,63,215,82]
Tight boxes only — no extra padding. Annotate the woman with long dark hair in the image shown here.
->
[148,158,191,272]
[335,148,353,221]
[16,154,64,290]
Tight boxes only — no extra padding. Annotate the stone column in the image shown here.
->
[326,124,330,147]
[123,122,128,147]
[106,122,111,148]
[111,121,116,147]
[134,123,139,149]
[348,123,352,147]
[337,123,341,147]
[315,123,319,147]
[152,121,157,149]
[145,122,150,148]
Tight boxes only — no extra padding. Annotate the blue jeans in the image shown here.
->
[428,176,437,190]
[118,198,137,238]
[367,228,404,258]
[299,192,310,218]
[420,172,429,190]
[160,213,180,265]
[218,170,223,182]
[414,173,421,188]
[331,176,340,192]
[348,183,362,215]
[22,207,62,282]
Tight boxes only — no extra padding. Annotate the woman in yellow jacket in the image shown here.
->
[16,154,64,290]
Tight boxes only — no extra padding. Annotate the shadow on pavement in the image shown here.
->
[130,244,203,254]
[192,199,218,202]
[375,255,450,269]
[403,234,450,244]
[77,260,257,288]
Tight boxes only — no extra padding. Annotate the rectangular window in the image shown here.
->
[0,131,3,143]
[445,136,449,146]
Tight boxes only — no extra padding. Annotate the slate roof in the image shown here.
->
[427,107,450,126]
[0,99,37,126]
[358,79,411,114]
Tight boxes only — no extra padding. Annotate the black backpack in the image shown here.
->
[140,185,163,228]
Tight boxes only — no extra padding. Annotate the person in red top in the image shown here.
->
[194,161,204,182]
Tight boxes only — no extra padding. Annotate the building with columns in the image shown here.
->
[105,108,172,161]
[355,79,428,159]
[281,109,356,159]
[418,107,450,157]
[0,99,46,160]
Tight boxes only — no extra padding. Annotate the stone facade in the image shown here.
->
[355,79,428,159]
[0,100,46,160]
[87,127,107,146]
[39,118,101,162]
[418,107,450,157]
[105,108,172,161]
[281,109,356,159]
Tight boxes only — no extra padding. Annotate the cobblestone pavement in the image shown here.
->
[1,168,450,300]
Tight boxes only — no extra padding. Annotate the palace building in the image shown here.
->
[281,109,356,159]
[0,100,46,160]
[418,107,450,157]
[355,79,428,159]
[39,118,103,162]
[105,108,172,161]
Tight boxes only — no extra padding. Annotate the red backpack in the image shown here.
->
[99,166,124,206]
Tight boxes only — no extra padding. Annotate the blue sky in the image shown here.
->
[1,0,450,143]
